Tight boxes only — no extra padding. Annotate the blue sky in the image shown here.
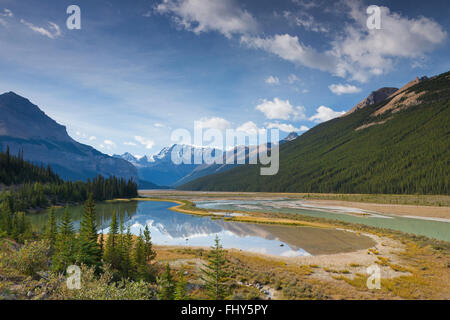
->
[0,0,449,157]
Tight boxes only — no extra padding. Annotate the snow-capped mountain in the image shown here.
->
[115,132,300,187]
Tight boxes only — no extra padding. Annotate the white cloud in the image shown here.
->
[266,122,309,132]
[0,9,13,17]
[154,123,165,128]
[124,141,137,146]
[88,136,96,141]
[20,19,61,39]
[309,106,345,123]
[195,117,231,130]
[134,136,155,149]
[155,0,258,38]
[332,2,447,82]
[241,34,339,75]
[104,140,116,146]
[236,121,266,135]
[328,83,362,95]
[283,11,328,33]
[265,76,280,85]
[292,0,319,10]
[255,98,306,120]
[288,74,300,84]
[242,3,446,83]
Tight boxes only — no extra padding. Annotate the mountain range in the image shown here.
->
[179,71,450,194]
[0,92,138,182]
[2,71,447,194]
[114,132,298,187]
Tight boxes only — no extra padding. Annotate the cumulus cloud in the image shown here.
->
[20,19,61,39]
[241,34,339,75]
[265,76,280,85]
[134,136,155,149]
[328,83,362,95]
[331,1,447,82]
[255,98,306,120]
[266,122,309,133]
[124,141,137,146]
[104,140,116,146]
[309,106,345,123]
[241,2,446,83]
[236,121,266,135]
[155,0,258,38]
[195,117,231,130]
[1,8,13,17]
[88,136,96,141]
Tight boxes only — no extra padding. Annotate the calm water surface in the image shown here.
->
[30,201,315,257]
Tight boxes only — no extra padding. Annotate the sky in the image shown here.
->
[0,0,449,157]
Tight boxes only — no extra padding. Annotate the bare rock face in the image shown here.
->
[344,87,399,116]
[0,92,138,182]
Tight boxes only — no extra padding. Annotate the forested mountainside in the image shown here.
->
[179,71,450,195]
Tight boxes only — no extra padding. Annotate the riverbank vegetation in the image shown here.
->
[0,198,233,300]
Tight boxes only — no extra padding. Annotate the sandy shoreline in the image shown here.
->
[139,190,450,220]
[306,200,450,220]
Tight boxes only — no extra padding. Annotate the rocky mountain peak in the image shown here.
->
[344,87,399,116]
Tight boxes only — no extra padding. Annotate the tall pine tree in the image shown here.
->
[200,236,229,300]
[52,206,76,273]
[77,194,101,269]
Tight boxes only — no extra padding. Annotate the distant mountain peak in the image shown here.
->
[113,152,138,163]
[0,91,70,142]
[285,132,299,141]
[0,92,137,181]
[344,87,398,116]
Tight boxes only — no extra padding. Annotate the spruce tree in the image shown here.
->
[174,268,189,300]
[158,263,175,300]
[143,225,156,263]
[103,211,121,271]
[45,207,57,250]
[133,230,147,280]
[77,194,101,269]
[200,235,229,300]
[120,226,134,279]
[52,206,76,273]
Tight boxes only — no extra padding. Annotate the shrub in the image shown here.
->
[6,240,51,276]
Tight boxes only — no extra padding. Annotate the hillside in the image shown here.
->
[0,92,138,182]
[179,71,450,194]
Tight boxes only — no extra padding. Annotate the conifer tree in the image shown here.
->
[99,232,104,255]
[52,206,76,272]
[158,264,175,300]
[103,211,121,271]
[143,225,156,263]
[77,194,101,269]
[120,226,134,279]
[133,230,147,279]
[45,207,57,251]
[200,236,229,300]
[174,268,189,300]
